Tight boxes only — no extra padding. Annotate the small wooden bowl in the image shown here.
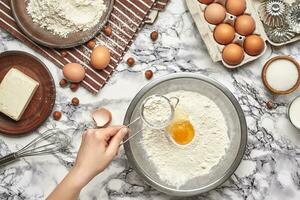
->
[262,56,300,94]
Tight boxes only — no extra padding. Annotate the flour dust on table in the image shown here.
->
[141,90,230,187]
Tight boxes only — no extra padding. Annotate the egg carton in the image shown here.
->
[186,0,300,68]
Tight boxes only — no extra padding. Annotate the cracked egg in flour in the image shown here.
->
[166,107,195,145]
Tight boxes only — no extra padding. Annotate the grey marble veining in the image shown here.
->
[0,0,300,199]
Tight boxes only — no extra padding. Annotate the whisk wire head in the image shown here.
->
[16,129,71,158]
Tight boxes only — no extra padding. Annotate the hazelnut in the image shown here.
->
[127,57,135,67]
[87,39,96,49]
[70,83,79,92]
[59,79,68,88]
[145,70,153,80]
[61,50,67,57]
[150,31,158,41]
[53,111,62,121]
[103,26,112,36]
[266,100,273,110]
[71,97,80,106]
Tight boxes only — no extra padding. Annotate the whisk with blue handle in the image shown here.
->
[0,129,71,167]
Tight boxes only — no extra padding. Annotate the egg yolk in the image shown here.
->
[168,120,195,145]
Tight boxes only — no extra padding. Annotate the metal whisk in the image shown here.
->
[0,129,71,167]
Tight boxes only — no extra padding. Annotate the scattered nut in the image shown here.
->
[70,83,79,92]
[59,79,68,88]
[127,57,135,67]
[150,31,158,41]
[103,26,112,36]
[61,50,67,57]
[72,97,80,106]
[53,111,62,121]
[87,39,96,49]
[266,100,273,109]
[145,70,153,80]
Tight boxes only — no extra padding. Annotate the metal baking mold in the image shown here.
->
[286,2,300,34]
[259,0,288,27]
[266,25,296,43]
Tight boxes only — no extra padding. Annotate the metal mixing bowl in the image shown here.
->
[123,73,247,196]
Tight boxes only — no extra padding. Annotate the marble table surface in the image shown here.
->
[1,0,300,199]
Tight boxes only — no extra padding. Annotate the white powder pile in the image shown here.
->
[142,96,172,128]
[141,90,229,187]
[26,0,106,37]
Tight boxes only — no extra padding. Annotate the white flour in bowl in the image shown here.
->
[26,0,106,37]
[141,90,229,187]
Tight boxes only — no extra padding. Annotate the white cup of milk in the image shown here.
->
[288,95,300,130]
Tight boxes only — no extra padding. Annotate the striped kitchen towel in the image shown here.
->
[153,0,169,10]
[0,0,169,94]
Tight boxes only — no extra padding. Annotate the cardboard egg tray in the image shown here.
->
[186,0,300,68]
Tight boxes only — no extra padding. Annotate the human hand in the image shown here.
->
[72,126,129,187]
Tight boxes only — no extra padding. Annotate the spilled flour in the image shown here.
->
[141,90,229,187]
[26,0,106,37]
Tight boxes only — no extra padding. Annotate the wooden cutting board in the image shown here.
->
[0,51,56,135]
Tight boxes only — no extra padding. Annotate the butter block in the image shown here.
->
[0,68,39,121]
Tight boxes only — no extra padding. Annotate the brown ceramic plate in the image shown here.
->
[262,56,300,94]
[10,0,114,49]
[0,51,56,135]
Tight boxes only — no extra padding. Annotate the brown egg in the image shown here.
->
[214,24,236,45]
[198,0,214,4]
[90,45,111,70]
[204,3,226,25]
[243,35,265,56]
[222,44,244,65]
[226,0,246,16]
[235,15,256,36]
[63,63,85,83]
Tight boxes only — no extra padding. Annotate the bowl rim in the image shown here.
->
[123,73,247,197]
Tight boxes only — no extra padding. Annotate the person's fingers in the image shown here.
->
[98,126,126,141]
[75,132,88,164]
[103,125,125,134]
[85,128,95,134]
[105,127,129,156]
[82,131,87,141]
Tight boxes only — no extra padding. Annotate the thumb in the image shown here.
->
[105,127,129,156]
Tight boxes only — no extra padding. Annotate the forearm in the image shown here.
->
[47,127,127,200]
[47,167,87,200]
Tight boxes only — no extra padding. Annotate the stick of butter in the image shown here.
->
[0,68,39,121]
